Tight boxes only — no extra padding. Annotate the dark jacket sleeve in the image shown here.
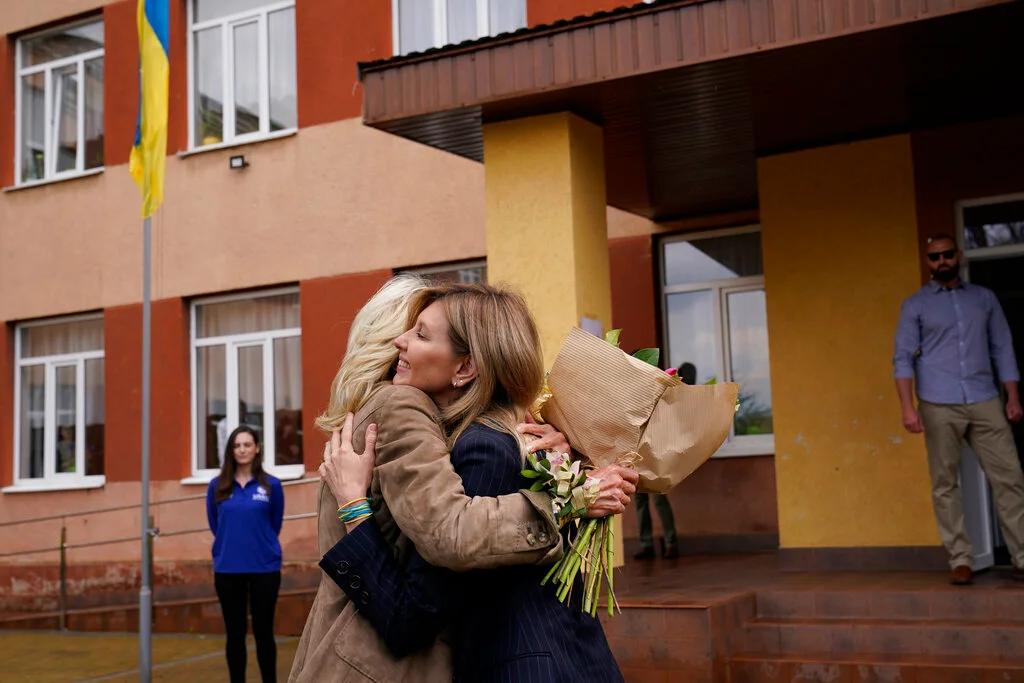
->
[320,519,453,657]
[319,426,524,657]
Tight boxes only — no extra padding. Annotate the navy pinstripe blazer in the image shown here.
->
[321,423,623,683]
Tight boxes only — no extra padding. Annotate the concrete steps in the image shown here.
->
[726,587,1024,682]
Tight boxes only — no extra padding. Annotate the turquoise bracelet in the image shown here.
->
[338,501,372,523]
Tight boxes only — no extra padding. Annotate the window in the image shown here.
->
[13,316,105,490]
[660,228,774,456]
[392,0,527,55]
[957,193,1024,258]
[189,0,297,149]
[14,19,104,184]
[191,290,303,479]
[409,259,487,285]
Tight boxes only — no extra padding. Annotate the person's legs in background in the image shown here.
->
[634,492,655,560]
[919,401,974,583]
[967,398,1024,579]
[214,572,249,683]
[249,570,282,683]
[652,494,679,559]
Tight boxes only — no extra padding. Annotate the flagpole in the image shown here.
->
[139,212,153,683]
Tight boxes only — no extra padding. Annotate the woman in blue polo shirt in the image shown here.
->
[206,424,285,683]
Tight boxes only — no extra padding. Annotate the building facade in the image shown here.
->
[1,0,1022,612]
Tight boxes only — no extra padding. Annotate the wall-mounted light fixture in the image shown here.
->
[229,154,249,170]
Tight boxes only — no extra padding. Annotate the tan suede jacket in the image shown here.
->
[288,383,561,683]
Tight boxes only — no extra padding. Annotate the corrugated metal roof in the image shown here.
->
[358,1,679,78]
[356,0,1022,220]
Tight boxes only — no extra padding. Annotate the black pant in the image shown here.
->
[214,571,281,683]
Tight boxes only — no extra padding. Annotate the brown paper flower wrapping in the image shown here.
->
[539,327,740,494]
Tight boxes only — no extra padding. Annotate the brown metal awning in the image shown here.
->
[359,0,1023,220]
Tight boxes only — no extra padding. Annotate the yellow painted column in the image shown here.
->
[484,112,613,367]
[483,112,623,562]
[758,135,940,550]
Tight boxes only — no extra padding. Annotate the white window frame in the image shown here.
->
[187,0,297,151]
[13,19,105,187]
[659,226,775,458]
[188,287,303,483]
[955,191,1024,268]
[408,258,487,283]
[391,0,524,55]
[9,314,106,492]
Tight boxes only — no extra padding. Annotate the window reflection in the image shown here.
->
[962,200,1024,250]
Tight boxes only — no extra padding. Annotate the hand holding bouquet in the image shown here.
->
[527,327,739,616]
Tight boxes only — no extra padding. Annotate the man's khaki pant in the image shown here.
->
[919,397,1024,570]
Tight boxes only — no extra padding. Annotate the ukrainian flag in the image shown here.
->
[129,0,169,218]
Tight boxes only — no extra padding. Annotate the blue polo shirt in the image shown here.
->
[206,475,284,574]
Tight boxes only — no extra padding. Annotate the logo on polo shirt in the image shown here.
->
[252,485,270,503]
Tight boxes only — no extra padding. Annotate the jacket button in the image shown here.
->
[350,576,362,589]
[360,591,370,604]
[334,561,349,575]
[526,533,537,546]
[537,532,549,544]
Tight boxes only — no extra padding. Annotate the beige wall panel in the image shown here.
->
[0,120,485,320]
[2,118,659,321]
[1,0,117,35]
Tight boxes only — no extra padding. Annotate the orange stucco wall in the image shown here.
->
[527,0,627,26]
[299,269,393,471]
[297,0,392,126]
[609,235,658,354]
[100,299,191,483]
[0,325,12,488]
[104,305,143,483]
[912,116,1024,279]
[0,37,13,189]
[102,1,137,167]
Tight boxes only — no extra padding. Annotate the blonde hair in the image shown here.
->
[315,273,428,432]
[407,283,545,453]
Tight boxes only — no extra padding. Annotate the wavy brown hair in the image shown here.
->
[406,283,545,452]
[213,425,270,504]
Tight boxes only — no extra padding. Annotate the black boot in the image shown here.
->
[633,545,655,560]
[661,538,679,559]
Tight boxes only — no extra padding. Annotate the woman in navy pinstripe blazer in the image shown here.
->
[321,283,624,683]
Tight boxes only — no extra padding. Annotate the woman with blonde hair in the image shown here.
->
[289,276,635,683]
[320,283,624,682]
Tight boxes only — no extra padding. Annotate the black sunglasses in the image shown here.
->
[927,249,957,262]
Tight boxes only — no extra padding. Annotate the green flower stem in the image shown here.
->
[558,519,595,585]
[582,528,599,613]
[556,520,596,602]
[586,521,607,617]
[541,556,562,586]
[606,519,615,617]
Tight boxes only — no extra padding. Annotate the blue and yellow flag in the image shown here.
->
[129,0,169,218]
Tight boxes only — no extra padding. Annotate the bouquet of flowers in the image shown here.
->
[526,327,739,616]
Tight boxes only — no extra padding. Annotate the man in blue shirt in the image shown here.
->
[894,234,1024,585]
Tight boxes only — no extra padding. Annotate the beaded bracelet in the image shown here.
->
[338,501,372,524]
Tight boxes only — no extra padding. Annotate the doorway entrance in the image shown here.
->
[957,192,1024,569]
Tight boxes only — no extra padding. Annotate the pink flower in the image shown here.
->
[665,367,678,376]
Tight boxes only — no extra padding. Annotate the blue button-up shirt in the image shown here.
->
[894,280,1019,405]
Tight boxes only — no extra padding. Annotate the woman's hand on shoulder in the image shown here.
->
[319,413,377,510]
[515,414,570,455]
